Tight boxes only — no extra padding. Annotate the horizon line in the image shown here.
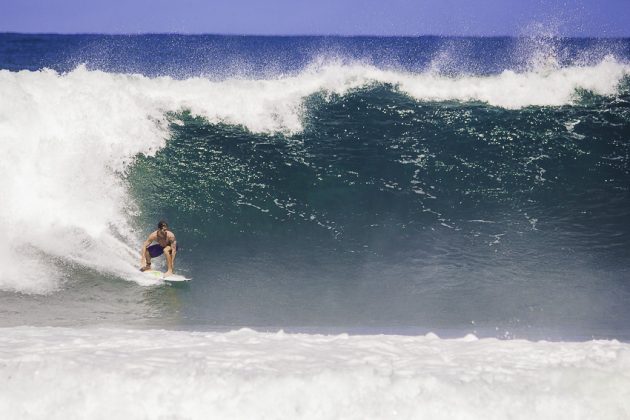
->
[2,31,629,40]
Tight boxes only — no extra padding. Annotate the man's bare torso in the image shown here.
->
[153,230,175,248]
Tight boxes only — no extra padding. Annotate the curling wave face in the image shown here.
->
[0,57,630,292]
[0,54,628,296]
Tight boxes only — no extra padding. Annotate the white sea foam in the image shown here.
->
[0,326,629,419]
[0,59,628,292]
[396,56,628,108]
[0,68,165,292]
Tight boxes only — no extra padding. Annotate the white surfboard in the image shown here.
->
[163,274,191,282]
[142,270,191,282]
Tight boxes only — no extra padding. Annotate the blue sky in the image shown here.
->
[2,0,629,37]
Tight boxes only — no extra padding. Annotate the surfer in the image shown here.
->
[140,221,177,276]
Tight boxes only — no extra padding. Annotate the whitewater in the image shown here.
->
[1,327,629,419]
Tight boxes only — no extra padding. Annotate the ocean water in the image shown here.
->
[1,34,630,418]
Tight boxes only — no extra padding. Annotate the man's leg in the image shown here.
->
[163,246,174,275]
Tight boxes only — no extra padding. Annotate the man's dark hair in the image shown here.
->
[158,220,168,229]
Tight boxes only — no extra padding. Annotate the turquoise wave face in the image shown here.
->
[124,83,630,336]
[129,83,630,252]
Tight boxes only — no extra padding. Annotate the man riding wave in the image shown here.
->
[140,220,177,276]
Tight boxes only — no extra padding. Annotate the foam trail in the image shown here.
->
[0,59,628,292]
[1,327,629,419]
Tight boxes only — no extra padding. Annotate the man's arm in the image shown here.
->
[170,233,177,266]
[140,232,156,266]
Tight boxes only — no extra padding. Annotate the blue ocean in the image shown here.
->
[2,34,630,418]
[1,34,629,339]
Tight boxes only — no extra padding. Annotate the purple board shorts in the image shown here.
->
[148,243,177,258]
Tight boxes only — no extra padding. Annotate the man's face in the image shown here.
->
[159,225,168,234]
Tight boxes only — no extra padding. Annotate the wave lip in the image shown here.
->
[395,55,629,108]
